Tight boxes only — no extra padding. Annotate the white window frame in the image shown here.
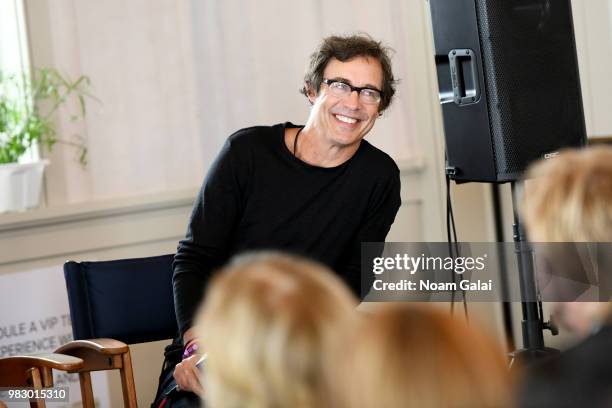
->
[0,0,38,162]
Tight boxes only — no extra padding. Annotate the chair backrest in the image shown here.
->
[64,254,178,344]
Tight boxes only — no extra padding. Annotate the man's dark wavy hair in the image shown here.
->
[301,33,397,112]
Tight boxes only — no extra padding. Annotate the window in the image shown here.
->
[1,0,38,162]
[0,0,29,74]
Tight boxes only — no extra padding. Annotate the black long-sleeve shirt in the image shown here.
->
[173,122,401,335]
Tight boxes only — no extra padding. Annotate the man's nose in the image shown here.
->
[344,90,361,109]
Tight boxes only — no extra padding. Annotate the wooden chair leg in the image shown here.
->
[119,351,138,408]
[78,371,95,408]
[26,367,46,408]
[40,367,54,388]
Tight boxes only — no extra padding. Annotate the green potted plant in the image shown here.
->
[0,68,94,212]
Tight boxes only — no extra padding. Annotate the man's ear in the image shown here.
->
[304,83,317,105]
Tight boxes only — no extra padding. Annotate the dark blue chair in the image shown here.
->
[57,254,178,408]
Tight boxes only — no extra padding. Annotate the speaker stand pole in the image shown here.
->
[490,184,515,351]
[509,181,559,367]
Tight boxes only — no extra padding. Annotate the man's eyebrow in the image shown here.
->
[328,77,381,91]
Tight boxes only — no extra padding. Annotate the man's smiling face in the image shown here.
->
[306,56,384,149]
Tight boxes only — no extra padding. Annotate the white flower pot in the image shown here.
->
[0,160,48,213]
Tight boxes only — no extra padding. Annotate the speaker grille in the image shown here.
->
[475,0,585,180]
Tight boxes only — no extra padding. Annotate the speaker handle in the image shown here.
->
[449,49,480,105]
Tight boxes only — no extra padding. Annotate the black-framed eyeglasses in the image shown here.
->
[322,79,382,105]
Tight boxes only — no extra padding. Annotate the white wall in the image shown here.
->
[572,0,612,138]
[23,0,439,208]
[24,0,205,206]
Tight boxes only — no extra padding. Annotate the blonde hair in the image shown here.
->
[331,304,512,408]
[195,252,357,408]
[523,146,612,242]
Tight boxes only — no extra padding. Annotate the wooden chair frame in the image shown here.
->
[0,353,83,408]
[55,338,137,408]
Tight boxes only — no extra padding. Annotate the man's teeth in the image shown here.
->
[335,114,357,124]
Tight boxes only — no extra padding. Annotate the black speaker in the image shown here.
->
[427,0,587,182]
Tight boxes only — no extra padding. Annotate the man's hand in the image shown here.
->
[173,354,204,398]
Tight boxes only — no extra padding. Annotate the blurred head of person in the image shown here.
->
[523,146,612,243]
[195,251,357,408]
[522,146,612,336]
[330,304,512,408]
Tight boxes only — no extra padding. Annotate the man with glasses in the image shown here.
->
[167,34,401,403]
